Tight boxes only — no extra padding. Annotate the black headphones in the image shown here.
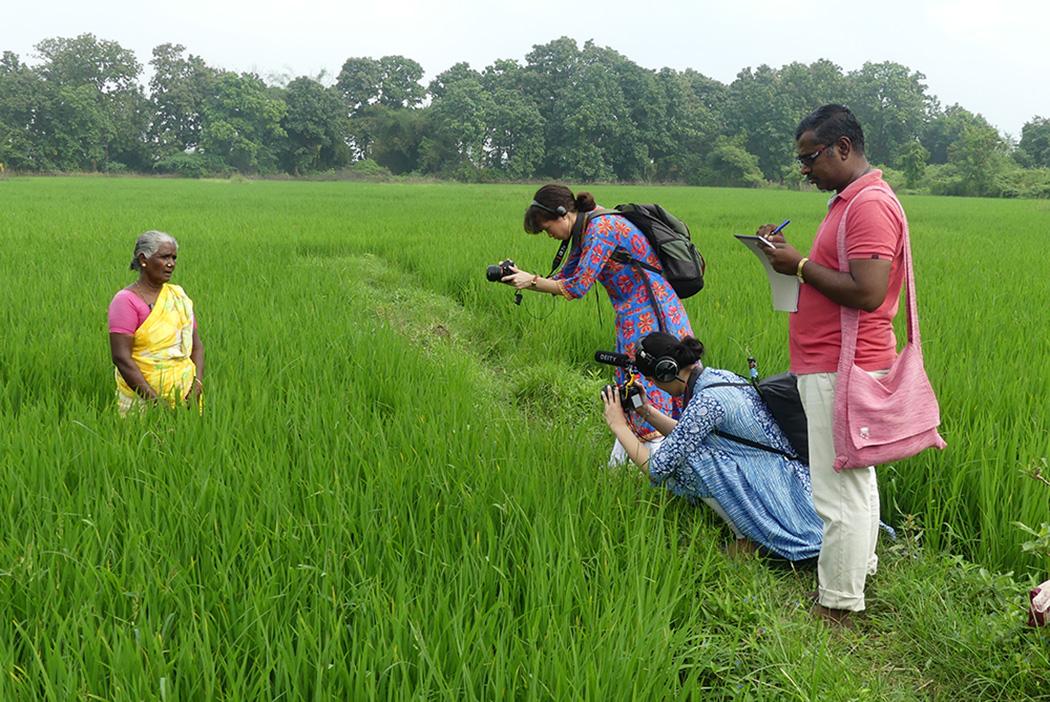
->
[530,200,568,218]
[637,348,680,383]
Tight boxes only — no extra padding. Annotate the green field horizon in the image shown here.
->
[1,176,1047,699]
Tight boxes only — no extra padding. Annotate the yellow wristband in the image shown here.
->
[529,274,539,288]
[796,257,809,283]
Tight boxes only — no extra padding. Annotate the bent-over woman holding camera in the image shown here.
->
[108,230,204,415]
[503,184,694,459]
[602,332,821,562]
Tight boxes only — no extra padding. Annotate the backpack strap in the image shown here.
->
[692,379,801,461]
[600,212,668,333]
[710,429,800,461]
[551,208,669,333]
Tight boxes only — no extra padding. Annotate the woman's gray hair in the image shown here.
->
[130,230,178,271]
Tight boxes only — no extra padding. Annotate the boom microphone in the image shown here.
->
[594,350,633,368]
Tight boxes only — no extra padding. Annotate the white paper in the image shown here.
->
[734,235,800,312]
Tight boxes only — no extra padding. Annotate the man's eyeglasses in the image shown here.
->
[796,144,831,168]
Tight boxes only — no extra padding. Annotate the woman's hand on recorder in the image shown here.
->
[635,385,653,417]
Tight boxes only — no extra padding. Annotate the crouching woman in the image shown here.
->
[601,332,821,562]
[108,230,204,415]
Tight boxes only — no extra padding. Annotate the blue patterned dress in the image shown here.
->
[552,212,694,440]
[648,367,822,561]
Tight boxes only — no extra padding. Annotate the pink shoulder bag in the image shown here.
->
[832,185,947,471]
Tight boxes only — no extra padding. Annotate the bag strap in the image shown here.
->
[835,183,922,375]
[594,209,668,333]
[546,207,615,276]
[689,376,800,461]
[711,429,800,461]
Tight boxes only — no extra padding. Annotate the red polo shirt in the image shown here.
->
[789,170,905,374]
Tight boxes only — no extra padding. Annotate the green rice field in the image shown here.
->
[0,176,1048,699]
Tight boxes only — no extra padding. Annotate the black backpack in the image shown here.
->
[694,372,810,465]
[608,203,706,299]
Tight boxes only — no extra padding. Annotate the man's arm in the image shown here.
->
[757,224,893,313]
[793,256,891,312]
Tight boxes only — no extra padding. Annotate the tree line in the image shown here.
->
[2,34,1050,197]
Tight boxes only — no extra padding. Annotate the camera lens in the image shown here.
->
[486,264,504,282]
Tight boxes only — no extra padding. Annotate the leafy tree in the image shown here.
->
[33,34,149,170]
[700,135,765,187]
[480,58,528,95]
[549,59,630,181]
[35,34,141,94]
[0,52,43,169]
[35,84,109,170]
[429,62,481,100]
[279,77,350,174]
[521,38,648,181]
[726,65,797,181]
[921,104,993,165]
[483,87,545,178]
[948,123,1011,196]
[682,69,729,123]
[420,77,492,174]
[1017,116,1050,168]
[897,139,929,188]
[356,105,425,174]
[845,61,933,167]
[337,55,425,113]
[725,60,845,182]
[652,68,720,181]
[335,57,382,115]
[375,56,425,109]
[149,43,215,155]
[199,71,287,173]
[522,37,584,177]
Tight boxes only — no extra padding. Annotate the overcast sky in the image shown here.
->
[4,0,1047,138]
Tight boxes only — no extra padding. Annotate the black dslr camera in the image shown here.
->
[594,350,645,411]
[486,259,516,282]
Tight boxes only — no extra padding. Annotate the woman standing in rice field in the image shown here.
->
[107,231,204,415]
[602,332,822,563]
[503,184,695,463]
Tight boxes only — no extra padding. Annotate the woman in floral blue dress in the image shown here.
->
[503,185,694,450]
[601,332,823,562]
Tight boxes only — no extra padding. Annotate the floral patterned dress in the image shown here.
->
[552,212,694,440]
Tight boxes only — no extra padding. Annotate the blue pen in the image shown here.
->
[771,219,790,236]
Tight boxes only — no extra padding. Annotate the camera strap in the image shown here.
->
[546,210,666,333]
[686,371,800,462]
[545,210,592,277]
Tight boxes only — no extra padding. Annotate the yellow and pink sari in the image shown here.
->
[115,283,201,415]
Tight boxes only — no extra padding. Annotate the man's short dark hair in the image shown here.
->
[795,104,865,154]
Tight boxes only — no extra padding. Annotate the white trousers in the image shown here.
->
[797,372,882,612]
[609,436,663,468]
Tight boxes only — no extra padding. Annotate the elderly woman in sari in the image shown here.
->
[107,231,204,415]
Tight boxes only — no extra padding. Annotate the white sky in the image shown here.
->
[4,0,1047,138]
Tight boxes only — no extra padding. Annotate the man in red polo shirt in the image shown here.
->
[758,104,906,627]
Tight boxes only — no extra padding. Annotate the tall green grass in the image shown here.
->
[0,177,1047,699]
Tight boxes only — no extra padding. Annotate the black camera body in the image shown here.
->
[607,381,644,411]
[486,259,515,282]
